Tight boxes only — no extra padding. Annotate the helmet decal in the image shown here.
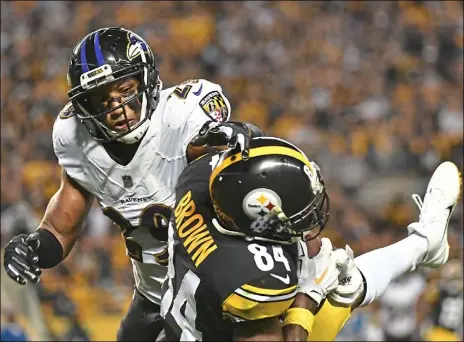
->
[93,31,106,67]
[127,32,149,61]
[80,38,89,72]
[242,188,283,220]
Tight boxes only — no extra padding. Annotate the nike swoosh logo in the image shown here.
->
[270,273,290,284]
[315,268,328,284]
[193,84,203,96]
[441,205,454,241]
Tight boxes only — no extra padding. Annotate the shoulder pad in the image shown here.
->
[164,79,230,124]
[57,102,77,120]
[52,103,82,160]
[54,104,79,142]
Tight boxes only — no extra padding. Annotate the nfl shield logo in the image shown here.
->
[122,175,133,188]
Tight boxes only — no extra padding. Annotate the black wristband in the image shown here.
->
[34,228,64,269]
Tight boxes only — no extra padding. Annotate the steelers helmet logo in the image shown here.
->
[242,188,283,219]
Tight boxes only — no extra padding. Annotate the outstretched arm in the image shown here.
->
[3,168,93,285]
[38,168,94,260]
[284,238,347,341]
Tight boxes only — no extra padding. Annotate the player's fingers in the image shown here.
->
[190,125,224,147]
[10,243,39,265]
[344,244,355,259]
[333,249,350,265]
[199,121,218,136]
[5,264,27,285]
[235,133,245,149]
[11,256,41,280]
[27,269,42,283]
[24,257,41,275]
[28,251,39,265]
[217,126,233,143]
[12,244,31,258]
[9,235,27,245]
[25,232,41,251]
[227,134,238,149]
[236,133,250,160]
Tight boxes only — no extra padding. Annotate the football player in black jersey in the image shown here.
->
[160,135,351,341]
[161,131,462,341]
[418,260,463,341]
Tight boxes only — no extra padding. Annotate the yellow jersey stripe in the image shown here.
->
[222,292,295,321]
[209,146,313,194]
[424,326,461,341]
[235,287,297,303]
[241,283,297,296]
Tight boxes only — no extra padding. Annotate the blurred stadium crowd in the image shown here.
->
[1,1,463,341]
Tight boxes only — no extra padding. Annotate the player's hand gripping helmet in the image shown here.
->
[209,137,330,244]
[67,27,162,144]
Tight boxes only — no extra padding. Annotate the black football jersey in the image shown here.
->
[161,153,299,341]
[430,285,463,332]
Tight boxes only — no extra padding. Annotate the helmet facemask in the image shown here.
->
[69,62,160,144]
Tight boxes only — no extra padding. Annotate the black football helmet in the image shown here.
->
[67,27,162,144]
[209,137,330,244]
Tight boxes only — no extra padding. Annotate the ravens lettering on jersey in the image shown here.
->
[161,153,299,341]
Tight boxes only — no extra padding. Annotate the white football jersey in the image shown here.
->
[378,273,426,338]
[52,79,231,304]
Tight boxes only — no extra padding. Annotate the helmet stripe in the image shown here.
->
[209,146,314,195]
[93,31,105,66]
[80,38,89,72]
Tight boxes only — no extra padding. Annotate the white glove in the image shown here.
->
[297,238,347,306]
[328,245,365,307]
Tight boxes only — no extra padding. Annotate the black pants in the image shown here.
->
[384,331,417,342]
[117,289,164,341]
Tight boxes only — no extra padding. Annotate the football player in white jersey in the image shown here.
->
[2,27,259,341]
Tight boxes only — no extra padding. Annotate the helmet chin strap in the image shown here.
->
[115,89,150,144]
[211,218,296,244]
[117,119,150,144]
[113,76,162,144]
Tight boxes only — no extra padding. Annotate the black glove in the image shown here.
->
[250,214,282,235]
[3,233,42,285]
[248,206,297,243]
[190,121,264,160]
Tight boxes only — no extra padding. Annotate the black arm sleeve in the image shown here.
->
[31,228,64,269]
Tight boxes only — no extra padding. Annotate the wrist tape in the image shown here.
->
[283,307,315,336]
